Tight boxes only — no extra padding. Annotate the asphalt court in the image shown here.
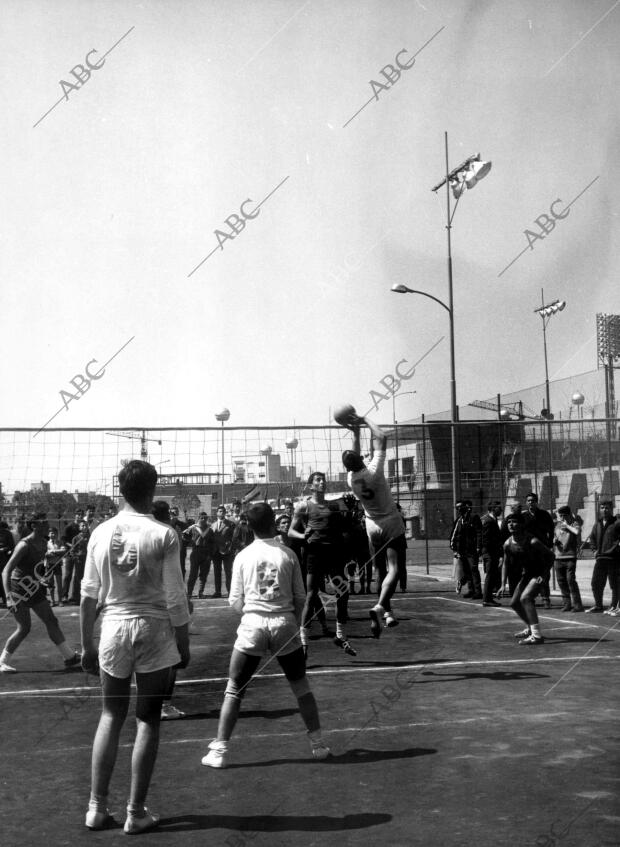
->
[1,575,620,847]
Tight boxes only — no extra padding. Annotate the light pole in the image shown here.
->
[392,132,491,517]
[572,392,585,469]
[534,292,566,510]
[285,437,298,483]
[215,408,230,506]
[392,390,417,502]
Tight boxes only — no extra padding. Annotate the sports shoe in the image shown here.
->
[369,607,382,639]
[482,600,502,607]
[124,809,160,835]
[603,606,617,615]
[561,604,572,612]
[201,741,228,768]
[161,703,185,720]
[310,740,331,760]
[513,628,531,639]
[585,606,604,613]
[572,605,584,613]
[333,636,357,656]
[85,805,112,830]
[609,608,620,616]
[0,660,17,673]
[384,614,399,628]
[64,652,81,668]
[518,634,544,645]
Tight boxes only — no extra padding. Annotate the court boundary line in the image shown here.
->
[3,653,620,698]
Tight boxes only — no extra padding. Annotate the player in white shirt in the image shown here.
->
[80,460,190,834]
[342,415,406,638]
[201,503,330,767]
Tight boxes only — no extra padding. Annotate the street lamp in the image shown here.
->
[534,292,567,509]
[215,408,230,506]
[285,437,298,483]
[392,390,417,503]
[572,391,585,469]
[392,133,491,517]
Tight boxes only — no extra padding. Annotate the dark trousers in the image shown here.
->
[455,554,482,597]
[212,551,234,595]
[187,551,211,596]
[591,558,619,608]
[482,552,501,603]
[62,555,85,602]
[554,559,583,609]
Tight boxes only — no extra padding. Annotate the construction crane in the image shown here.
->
[106,430,162,462]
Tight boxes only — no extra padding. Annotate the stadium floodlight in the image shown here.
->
[596,313,620,361]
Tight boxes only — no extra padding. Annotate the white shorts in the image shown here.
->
[99,616,180,678]
[365,512,406,547]
[234,612,300,657]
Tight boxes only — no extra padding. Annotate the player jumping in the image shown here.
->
[342,415,406,638]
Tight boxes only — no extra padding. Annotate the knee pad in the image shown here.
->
[289,676,311,699]
[225,680,247,701]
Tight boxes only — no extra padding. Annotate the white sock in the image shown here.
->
[300,626,308,646]
[336,623,344,639]
[0,648,13,664]
[57,641,75,660]
[89,793,108,812]
[530,623,541,638]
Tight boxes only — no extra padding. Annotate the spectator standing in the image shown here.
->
[586,500,620,614]
[211,505,235,598]
[481,501,503,607]
[44,527,66,606]
[184,513,215,599]
[553,506,584,612]
[61,508,85,604]
[450,500,483,599]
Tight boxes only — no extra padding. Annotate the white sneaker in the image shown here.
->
[85,805,112,830]
[161,703,185,720]
[124,808,160,835]
[201,741,228,768]
[384,614,399,628]
[310,740,331,760]
[0,660,17,673]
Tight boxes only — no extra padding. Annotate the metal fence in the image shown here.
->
[1,419,618,538]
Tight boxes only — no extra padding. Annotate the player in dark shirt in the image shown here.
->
[289,472,356,657]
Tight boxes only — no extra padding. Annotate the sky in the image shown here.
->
[1,0,619,439]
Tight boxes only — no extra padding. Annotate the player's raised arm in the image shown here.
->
[360,416,388,453]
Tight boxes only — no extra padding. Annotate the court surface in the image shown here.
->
[1,562,619,847]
